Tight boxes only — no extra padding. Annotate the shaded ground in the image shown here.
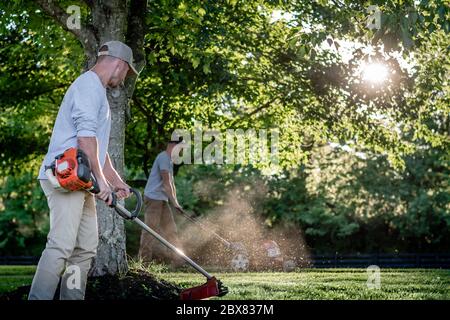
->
[0,266,449,300]
[0,269,180,300]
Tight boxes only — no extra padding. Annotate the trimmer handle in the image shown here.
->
[91,175,100,194]
[109,188,143,220]
[176,207,186,215]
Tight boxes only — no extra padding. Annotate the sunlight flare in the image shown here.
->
[361,62,389,84]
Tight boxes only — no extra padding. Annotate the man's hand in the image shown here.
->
[77,137,113,205]
[112,181,131,199]
[161,171,182,212]
[97,177,113,205]
[103,153,130,200]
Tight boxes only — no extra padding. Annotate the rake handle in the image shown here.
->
[176,208,232,248]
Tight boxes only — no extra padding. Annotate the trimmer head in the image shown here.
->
[180,277,228,300]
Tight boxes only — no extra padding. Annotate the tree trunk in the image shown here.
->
[88,0,133,276]
[91,85,129,276]
[36,0,147,276]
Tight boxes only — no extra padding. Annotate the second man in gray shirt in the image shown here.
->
[139,137,184,267]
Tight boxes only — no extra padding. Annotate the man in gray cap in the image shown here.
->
[29,41,139,300]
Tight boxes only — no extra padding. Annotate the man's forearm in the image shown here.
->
[77,137,105,181]
[171,181,177,199]
[103,153,124,185]
[163,180,178,205]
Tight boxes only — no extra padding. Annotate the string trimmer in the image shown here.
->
[44,147,228,300]
[110,189,228,300]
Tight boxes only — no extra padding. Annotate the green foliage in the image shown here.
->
[169,142,449,254]
[261,144,450,253]
[0,1,449,256]
[0,4,83,174]
[0,170,48,256]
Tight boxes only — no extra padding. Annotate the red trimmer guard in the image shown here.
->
[180,277,225,300]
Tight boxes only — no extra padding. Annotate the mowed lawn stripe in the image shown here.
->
[0,266,448,299]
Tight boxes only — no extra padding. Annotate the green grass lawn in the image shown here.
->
[1,266,449,300]
[0,266,36,295]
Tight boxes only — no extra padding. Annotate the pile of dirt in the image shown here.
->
[0,270,181,300]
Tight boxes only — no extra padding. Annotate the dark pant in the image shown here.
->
[138,197,183,264]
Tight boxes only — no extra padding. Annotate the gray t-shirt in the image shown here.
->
[38,71,111,179]
[144,151,173,201]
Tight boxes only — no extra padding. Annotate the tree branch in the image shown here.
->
[227,96,279,128]
[124,0,148,111]
[35,0,97,51]
[247,97,279,117]
[126,0,147,73]
[132,97,151,115]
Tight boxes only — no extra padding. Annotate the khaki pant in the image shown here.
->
[28,180,98,300]
[138,198,182,264]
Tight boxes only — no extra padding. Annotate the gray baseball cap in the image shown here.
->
[98,40,139,76]
[169,136,184,144]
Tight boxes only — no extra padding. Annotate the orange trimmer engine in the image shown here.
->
[45,147,99,193]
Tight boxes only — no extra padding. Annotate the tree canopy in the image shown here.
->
[0,0,448,256]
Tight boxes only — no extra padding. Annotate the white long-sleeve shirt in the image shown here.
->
[38,71,111,179]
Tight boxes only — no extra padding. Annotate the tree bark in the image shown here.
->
[87,0,130,277]
[37,0,147,276]
[92,85,129,276]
